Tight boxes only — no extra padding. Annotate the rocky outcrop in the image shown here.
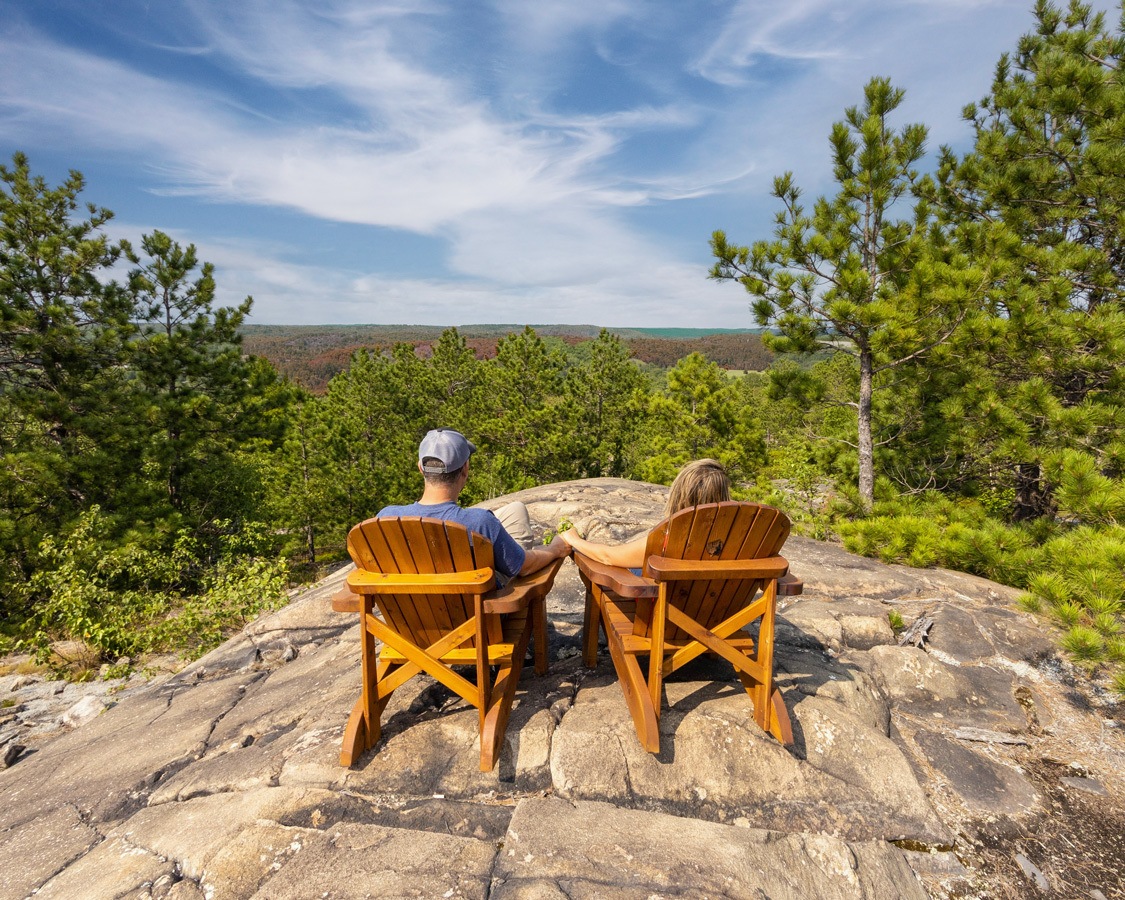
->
[1,478,1122,899]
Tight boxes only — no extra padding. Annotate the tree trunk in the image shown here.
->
[300,425,316,567]
[1013,462,1054,521]
[858,350,875,511]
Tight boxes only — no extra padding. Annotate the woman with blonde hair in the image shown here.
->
[558,459,731,569]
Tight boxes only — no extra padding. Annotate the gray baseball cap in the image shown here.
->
[418,428,476,474]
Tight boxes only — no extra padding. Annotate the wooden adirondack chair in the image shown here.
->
[331,516,564,772]
[574,501,801,752]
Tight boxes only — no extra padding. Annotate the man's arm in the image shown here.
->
[518,534,570,576]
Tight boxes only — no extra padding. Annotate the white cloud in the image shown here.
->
[106,219,733,328]
[0,28,626,232]
[4,0,1113,326]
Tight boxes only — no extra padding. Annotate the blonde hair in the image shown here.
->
[665,459,730,516]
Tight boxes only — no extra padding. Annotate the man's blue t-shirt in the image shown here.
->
[376,501,526,580]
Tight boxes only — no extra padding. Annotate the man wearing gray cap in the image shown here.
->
[378,428,570,582]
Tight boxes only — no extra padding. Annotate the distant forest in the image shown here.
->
[241,324,773,392]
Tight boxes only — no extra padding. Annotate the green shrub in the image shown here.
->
[1061,625,1105,665]
[1071,568,1124,606]
[1106,637,1125,664]
[19,510,171,662]
[1017,592,1042,613]
[1025,572,1070,608]
[1091,612,1122,638]
[147,554,289,657]
[18,507,289,668]
[1051,601,1086,629]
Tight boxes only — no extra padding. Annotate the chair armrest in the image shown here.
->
[646,555,789,582]
[331,587,361,613]
[778,573,803,596]
[346,568,495,595]
[572,553,658,598]
[484,556,566,613]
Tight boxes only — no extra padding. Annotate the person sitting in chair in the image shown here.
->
[378,428,570,582]
[558,458,731,569]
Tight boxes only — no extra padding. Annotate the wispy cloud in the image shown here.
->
[1,0,1103,325]
[0,20,636,232]
[123,224,725,327]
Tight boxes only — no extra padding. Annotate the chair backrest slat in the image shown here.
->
[346,517,496,650]
[675,504,724,631]
[447,525,476,570]
[738,506,789,558]
[399,518,436,573]
[681,504,719,560]
[635,501,791,642]
[349,517,401,575]
[706,503,741,559]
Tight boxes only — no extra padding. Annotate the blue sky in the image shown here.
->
[0,1,1110,327]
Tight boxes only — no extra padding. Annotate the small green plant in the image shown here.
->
[1052,601,1086,629]
[542,517,577,544]
[1112,669,1125,699]
[1091,612,1121,638]
[1,698,16,709]
[1072,568,1124,606]
[888,610,906,632]
[1025,572,1070,608]
[1061,625,1104,666]
[102,662,132,680]
[1017,592,1042,613]
[1106,637,1125,664]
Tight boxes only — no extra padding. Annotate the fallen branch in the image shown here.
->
[951,727,1029,746]
[898,615,934,648]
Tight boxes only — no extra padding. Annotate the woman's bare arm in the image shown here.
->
[559,529,647,569]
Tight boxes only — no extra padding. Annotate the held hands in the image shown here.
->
[546,533,572,559]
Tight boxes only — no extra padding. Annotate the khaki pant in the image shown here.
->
[493,501,535,550]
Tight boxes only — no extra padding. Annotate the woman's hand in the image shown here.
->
[559,528,582,549]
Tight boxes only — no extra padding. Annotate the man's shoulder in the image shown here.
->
[377,502,430,518]
[377,502,501,531]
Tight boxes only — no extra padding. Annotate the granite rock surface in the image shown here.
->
[2,478,1122,899]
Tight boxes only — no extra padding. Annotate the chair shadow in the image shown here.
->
[354,619,578,778]
[602,622,868,764]
[356,620,866,771]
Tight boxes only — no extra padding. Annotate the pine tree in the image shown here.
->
[935,0,1125,519]
[636,352,764,485]
[265,396,331,568]
[712,78,973,510]
[564,329,649,478]
[422,328,486,432]
[316,345,429,530]
[0,154,136,597]
[128,230,288,534]
[474,327,573,496]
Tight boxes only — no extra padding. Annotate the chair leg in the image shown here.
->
[341,657,396,766]
[479,612,535,771]
[736,671,792,746]
[602,606,660,753]
[532,594,549,676]
[769,687,794,746]
[340,697,368,766]
[647,585,668,713]
[581,580,600,668]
